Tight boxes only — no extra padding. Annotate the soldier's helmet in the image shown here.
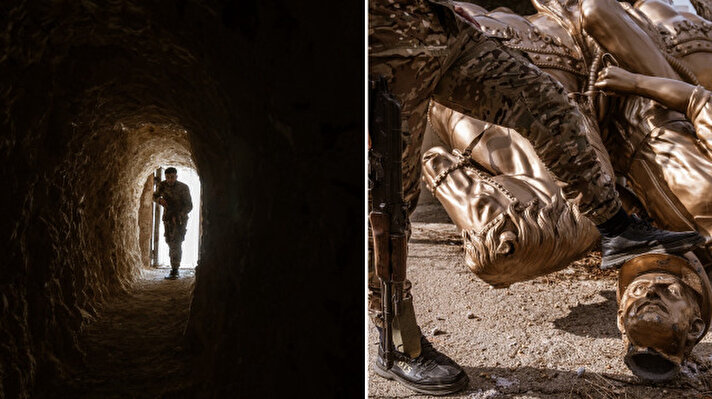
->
[616,253,712,382]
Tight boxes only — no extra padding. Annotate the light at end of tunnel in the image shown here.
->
[157,166,201,268]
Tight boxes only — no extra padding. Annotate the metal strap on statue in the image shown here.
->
[584,43,620,121]
[429,124,499,198]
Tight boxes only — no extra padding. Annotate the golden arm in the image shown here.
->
[595,66,694,113]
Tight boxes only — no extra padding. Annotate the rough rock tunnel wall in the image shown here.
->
[138,174,156,268]
[1,1,362,398]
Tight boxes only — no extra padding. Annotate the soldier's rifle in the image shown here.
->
[368,76,408,370]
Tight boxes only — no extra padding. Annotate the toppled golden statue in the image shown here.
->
[424,101,601,288]
[422,0,712,382]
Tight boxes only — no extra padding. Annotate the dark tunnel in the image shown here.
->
[0,1,363,397]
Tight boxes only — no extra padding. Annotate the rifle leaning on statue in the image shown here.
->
[368,76,421,369]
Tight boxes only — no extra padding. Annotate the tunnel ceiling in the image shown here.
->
[1,0,363,397]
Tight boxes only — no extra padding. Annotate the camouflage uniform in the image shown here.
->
[368,0,621,327]
[153,180,193,270]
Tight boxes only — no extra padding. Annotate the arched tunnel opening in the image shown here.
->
[1,1,363,398]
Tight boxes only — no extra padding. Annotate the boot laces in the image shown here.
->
[379,333,449,371]
[413,356,439,371]
[418,337,450,368]
[392,348,438,371]
[630,215,656,232]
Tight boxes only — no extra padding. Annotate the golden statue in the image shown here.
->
[576,0,712,253]
[422,1,712,381]
[424,101,600,288]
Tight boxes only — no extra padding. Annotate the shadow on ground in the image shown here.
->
[459,365,707,399]
[553,290,619,339]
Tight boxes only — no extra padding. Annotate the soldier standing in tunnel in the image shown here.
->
[369,0,705,395]
[153,167,193,280]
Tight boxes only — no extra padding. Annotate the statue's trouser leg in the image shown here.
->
[369,9,619,348]
[608,98,712,252]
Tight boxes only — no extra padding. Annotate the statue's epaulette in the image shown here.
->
[497,26,587,77]
[659,19,712,57]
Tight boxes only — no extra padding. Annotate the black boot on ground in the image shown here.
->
[374,328,469,395]
[598,210,705,269]
[165,268,179,280]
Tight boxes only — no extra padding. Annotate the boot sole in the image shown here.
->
[601,235,705,270]
[373,360,469,396]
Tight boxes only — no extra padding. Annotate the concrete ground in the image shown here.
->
[367,199,712,399]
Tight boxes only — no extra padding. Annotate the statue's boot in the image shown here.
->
[374,327,469,395]
[600,213,705,269]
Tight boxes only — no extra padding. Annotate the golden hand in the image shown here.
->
[594,66,639,95]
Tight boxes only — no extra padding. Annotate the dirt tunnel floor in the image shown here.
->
[35,267,195,399]
[368,201,712,399]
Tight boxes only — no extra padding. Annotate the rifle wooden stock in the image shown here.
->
[370,212,391,280]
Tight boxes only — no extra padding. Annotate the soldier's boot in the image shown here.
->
[165,265,180,280]
[599,210,705,269]
[166,240,182,279]
[374,327,469,395]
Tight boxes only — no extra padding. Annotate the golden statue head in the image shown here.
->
[617,253,711,381]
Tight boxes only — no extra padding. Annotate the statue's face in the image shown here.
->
[619,273,704,359]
